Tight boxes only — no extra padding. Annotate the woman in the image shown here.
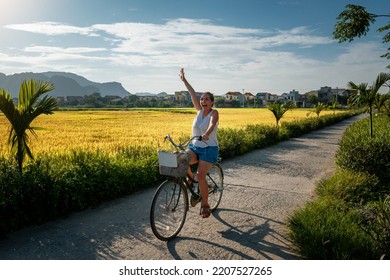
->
[179,68,219,218]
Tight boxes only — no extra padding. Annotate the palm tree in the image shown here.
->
[268,100,296,126]
[0,80,57,172]
[348,72,390,138]
[374,93,390,113]
[329,98,340,114]
[385,94,390,115]
[314,102,328,117]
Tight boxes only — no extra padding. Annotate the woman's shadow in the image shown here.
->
[166,208,300,260]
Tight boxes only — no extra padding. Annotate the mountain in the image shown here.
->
[0,71,131,98]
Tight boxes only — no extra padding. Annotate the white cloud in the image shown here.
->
[1,18,387,94]
[337,42,385,65]
[88,19,334,73]
[5,21,97,36]
[24,46,107,54]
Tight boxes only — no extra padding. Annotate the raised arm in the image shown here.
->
[179,68,201,110]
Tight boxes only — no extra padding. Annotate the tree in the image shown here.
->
[374,93,390,113]
[314,102,328,117]
[384,94,390,115]
[306,102,328,117]
[348,72,390,138]
[333,4,390,67]
[329,98,340,114]
[83,92,104,108]
[0,80,57,172]
[307,93,318,106]
[268,100,296,126]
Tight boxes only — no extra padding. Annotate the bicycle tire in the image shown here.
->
[207,163,224,211]
[150,180,188,241]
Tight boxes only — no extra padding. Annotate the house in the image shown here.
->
[159,92,175,102]
[225,91,245,107]
[256,92,280,106]
[56,96,66,103]
[65,96,84,102]
[156,92,167,99]
[256,92,270,101]
[166,95,176,102]
[331,88,352,104]
[138,94,157,102]
[175,91,190,103]
[285,89,306,108]
[174,91,202,107]
[317,86,333,103]
[286,89,300,102]
[244,92,255,100]
[244,92,256,107]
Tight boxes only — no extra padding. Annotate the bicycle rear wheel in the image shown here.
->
[150,180,188,241]
[207,163,224,211]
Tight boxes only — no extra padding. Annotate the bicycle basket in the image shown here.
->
[158,150,190,178]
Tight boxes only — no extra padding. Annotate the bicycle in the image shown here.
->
[150,134,224,241]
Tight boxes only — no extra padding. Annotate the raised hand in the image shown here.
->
[179,68,185,81]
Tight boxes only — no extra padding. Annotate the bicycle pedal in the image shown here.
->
[190,195,200,207]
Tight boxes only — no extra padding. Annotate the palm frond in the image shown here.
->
[1,79,55,171]
[22,133,34,160]
[0,89,17,122]
[18,80,55,113]
[268,101,295,126]
[31,95,58,120]
[28,126,39,139]
[9,132,19,154]
[372,72,390,94]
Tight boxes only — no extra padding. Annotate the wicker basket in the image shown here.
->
[158,150,191,177]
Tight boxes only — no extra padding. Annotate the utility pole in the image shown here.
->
[243,88,245,108]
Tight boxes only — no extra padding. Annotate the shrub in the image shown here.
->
[218,127,244,158]
[336,115,390,183]
[0,149,160,236]
[281,110,358,138]
[0,158,24,234]
[360,196,390,259]
[316,169,384,204]
[288,197,374,259]
[218,124,280,159]
[244,124,280,149]
[281,117,320,138]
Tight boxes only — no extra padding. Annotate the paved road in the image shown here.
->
[0,115,364,260]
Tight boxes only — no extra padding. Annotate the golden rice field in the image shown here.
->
[0,108,343,156]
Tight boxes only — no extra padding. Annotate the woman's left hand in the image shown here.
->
[201,134,209,141]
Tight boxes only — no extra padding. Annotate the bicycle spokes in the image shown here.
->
[150,180,188,241]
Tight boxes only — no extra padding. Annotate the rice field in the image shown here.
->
[0,108,342,156]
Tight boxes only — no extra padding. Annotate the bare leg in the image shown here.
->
[197,160,213,218]
[186,150,198,183]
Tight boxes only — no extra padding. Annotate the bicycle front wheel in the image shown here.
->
[150,180,188,241]
[207,163,224,211]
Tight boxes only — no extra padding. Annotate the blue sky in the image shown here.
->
[0,0,388,96]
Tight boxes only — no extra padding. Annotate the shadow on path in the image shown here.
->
[167,208,299,260]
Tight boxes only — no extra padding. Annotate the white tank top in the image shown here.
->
[192,109,218,148]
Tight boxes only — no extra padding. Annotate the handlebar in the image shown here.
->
[164,134,202,151]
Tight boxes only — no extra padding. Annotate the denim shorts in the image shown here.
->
[188,144,219,164]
